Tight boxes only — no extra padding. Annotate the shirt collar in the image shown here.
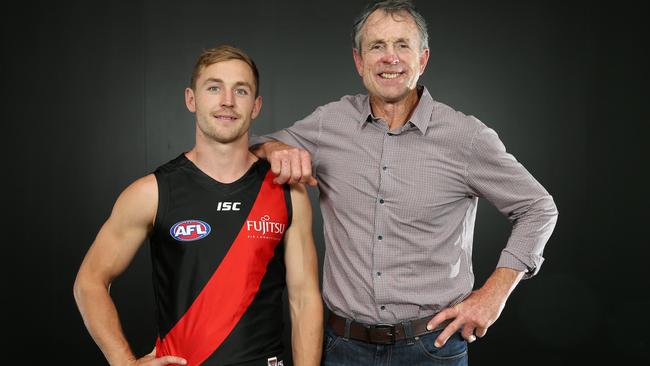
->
[360,85,434,135]
[409,86,434,135]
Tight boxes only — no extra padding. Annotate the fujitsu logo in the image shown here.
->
[246,214,286,239]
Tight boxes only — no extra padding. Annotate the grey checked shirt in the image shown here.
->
[254,86,558,324]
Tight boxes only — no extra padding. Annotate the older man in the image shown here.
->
[252,1,558,365]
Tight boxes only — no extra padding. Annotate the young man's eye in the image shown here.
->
[235,89,249,96]
[208,86,220,92]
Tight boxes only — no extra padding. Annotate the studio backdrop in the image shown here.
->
[2,0,648,364]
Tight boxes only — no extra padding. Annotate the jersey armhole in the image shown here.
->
[152,171,169,237]
[283,184,293,229]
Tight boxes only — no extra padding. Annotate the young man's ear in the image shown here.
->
[185,87,196,113]
[251,95,263,120]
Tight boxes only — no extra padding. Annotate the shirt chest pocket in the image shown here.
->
[380,146,468,224]
[383,160,439,214]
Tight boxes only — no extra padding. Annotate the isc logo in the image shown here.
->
[170,220,211,242]
[216,201,241,211]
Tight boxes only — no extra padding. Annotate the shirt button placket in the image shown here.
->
[375,127,397,313]
[373,129,391,309]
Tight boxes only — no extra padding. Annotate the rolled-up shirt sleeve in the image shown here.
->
[250,107,323,159]
[465,121,558,278]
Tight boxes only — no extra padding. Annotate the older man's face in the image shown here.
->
[353,9,429,103]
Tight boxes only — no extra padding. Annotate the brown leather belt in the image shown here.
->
[327,312,438,345]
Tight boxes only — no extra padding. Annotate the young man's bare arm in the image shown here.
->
[73,174,186,366]
[283,184,323,366]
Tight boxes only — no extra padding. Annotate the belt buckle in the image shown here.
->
[369,324,396,345]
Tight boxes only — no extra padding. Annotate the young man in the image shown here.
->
[74,45,323,366]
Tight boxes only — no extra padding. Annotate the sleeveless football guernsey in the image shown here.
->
[150,154,291,365]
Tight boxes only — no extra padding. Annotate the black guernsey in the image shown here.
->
[151,154,292,366]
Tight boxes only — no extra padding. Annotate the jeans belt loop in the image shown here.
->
[343,318,352,340]
[402,320,415,345]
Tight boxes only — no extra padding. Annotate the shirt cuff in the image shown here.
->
[496,249,545,279]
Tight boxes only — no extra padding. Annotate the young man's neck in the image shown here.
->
[370,88,420,131]
[186,134,257,184]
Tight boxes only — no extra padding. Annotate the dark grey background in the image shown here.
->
[2,0,648,364]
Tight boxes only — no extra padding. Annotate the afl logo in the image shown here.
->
[170,220,211,242]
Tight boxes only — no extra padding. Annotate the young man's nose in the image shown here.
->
[221,91,235,107]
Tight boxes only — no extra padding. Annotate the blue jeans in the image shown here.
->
[321,326,468,366]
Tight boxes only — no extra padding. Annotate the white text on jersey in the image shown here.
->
[217,201,241,211]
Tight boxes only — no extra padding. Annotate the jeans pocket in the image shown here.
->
[324,329,342,353]
[416,331,467,361]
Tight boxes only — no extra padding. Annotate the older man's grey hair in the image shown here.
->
[352,0,429,53]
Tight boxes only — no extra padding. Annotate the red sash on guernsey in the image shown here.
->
[155,171,287,365]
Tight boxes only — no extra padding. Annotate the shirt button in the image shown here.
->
[378,235,383,240]
[382,166,387,171]
[379,199,385,204]
[380,305,386,310]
